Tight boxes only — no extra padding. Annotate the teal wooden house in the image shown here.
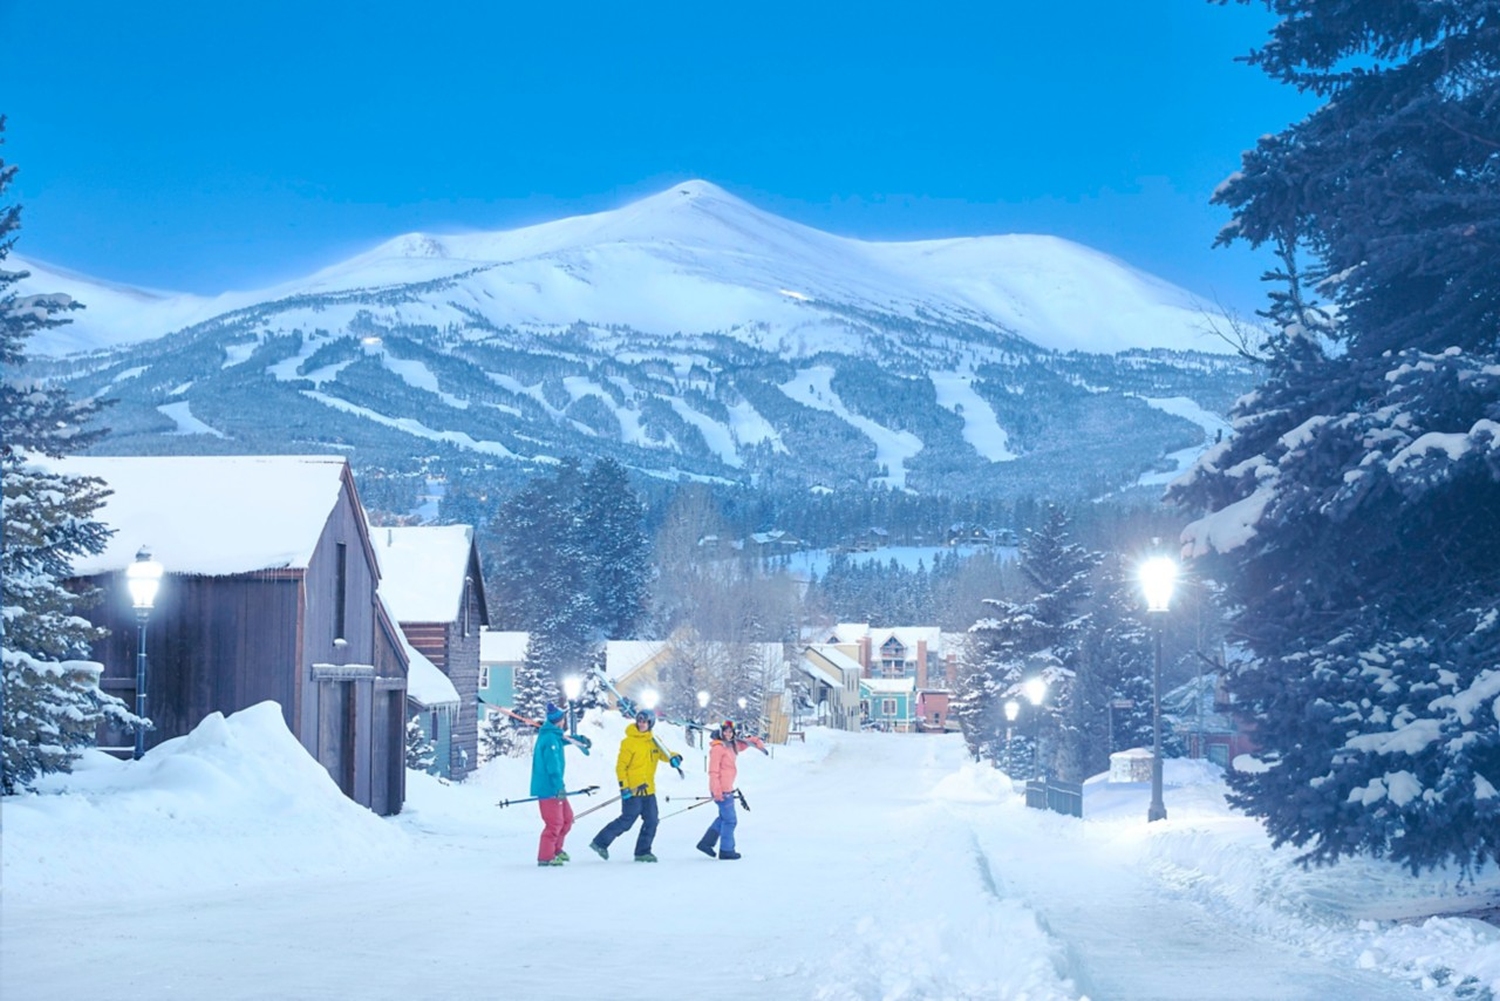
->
[859,677,917,732]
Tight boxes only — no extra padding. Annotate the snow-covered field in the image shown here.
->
[4,704,1498,1000]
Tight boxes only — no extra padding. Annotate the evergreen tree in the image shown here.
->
[581,458,650,641]
[958,507,1100,775]
[1073,554,1157,773]
[404,716,437,772]
[513,641,560,737]
[478,707,521,763]
[1,119,136,794]
[1173,3,1500,872]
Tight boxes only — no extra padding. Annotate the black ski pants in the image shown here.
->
[595,793,659,856]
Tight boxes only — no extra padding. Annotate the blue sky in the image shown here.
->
[1,1,1309,313]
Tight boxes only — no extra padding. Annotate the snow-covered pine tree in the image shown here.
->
[405,716,437,772]
[580,457,649,641]
[477,707,520,762]
[512,637,560,735]
[1173,2,1500,873]
[1,119,138,794]
[1073,553,1157,771]
[960,506,1100,775]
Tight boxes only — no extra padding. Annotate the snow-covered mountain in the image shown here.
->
[20,181,1258,501]
[19,180,1224,359]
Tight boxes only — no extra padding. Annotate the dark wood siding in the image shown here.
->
[300,485,377,745]
[93,570,302,751]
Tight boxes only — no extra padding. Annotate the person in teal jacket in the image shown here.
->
[531,703,573,866]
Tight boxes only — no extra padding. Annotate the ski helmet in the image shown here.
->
[634,707,656,729]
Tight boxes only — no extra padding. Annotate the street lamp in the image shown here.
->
[1023,677,1047,779]
[639,688,660,712]
[125,547,164,760]
[561,674,582,738]
[1003,699,1020,775]
[696,689,711,755]
[1140,554,1178,823]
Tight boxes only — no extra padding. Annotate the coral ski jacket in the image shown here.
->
[708,736,763,801]
[615,725,678,796]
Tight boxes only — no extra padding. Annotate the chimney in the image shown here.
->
[945,652,958,690]
[916,638,929,689]
[859,635,872,677]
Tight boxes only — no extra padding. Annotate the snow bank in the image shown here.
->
[3,701,407,900]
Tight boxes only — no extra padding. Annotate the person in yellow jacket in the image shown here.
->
[588,708,682,862]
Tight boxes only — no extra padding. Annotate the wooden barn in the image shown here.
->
[56,454,407,816]
[374,524,488,780]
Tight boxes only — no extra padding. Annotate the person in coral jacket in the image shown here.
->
[588,707,681,863]
[695,719,764,860]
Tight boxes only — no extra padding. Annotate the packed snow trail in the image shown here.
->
[4,709,1476,999]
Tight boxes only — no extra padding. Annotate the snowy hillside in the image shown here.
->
[5,704,1497,999]
[18,182,1259,500]
[19,181,1225,359]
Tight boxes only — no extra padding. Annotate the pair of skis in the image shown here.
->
[589,666,768,753]
[486,703,593,754]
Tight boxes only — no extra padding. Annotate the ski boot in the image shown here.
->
[588,841,609,860]
[718,850,741,860]
[695,835,717,858]
[633,852,658,863]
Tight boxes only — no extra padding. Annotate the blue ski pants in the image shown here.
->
[595,793,659,856]
[705,796,738,853]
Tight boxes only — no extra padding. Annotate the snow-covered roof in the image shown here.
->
[830,623,871,644]
[861,677,917,694]
[42,454,351,577]
[798,656,840,688]
[372,590,456,708]
[605,641,669,683]
[875,627,942,653]
[373,524,474,623]
[803,644,862,681]
[480,629,529,665]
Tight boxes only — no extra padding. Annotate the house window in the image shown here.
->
[478,665,490,689]
[334,542,348,640]
[881,698,898,716]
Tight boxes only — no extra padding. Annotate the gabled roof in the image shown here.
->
[45,454,355,576]
[802,644,862,682]
[605,641,670,683]
[861,677,917,695]
[374,524,483,624]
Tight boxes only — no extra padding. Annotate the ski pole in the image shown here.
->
[659,798,719,821]
[572,793,622,821]
[735,788,751,811]
[495,784,600,808]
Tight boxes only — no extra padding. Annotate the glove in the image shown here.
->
[556,788,567,799]
[620,786,633,800]
[634,784,649,797]
[669,755,682,769]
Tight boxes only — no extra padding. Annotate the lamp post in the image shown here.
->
[1023,676,1047,779]
[561,674,582,738]
[737,695,748,733]
[1003,699,1020,775]
[125,547,164,760]
[697,689,710,760]
[639,688,660,713]
[1140,554,1178,823]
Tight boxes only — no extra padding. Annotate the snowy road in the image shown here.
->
[0,716,1461,999]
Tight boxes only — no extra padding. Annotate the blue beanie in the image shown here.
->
[545,702,566,724]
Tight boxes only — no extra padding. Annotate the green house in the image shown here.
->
[859,677,916,732]
[478,629,528,718]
